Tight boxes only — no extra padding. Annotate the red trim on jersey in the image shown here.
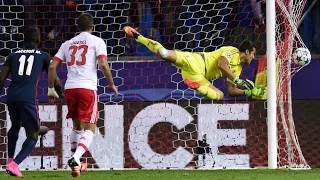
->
[53,56,63,64]
[78,143,88,151]
[97,55,107,60]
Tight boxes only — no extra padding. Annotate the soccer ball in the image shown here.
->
[292,47,311,66]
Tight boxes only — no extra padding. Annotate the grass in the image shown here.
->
[3,169,320,180]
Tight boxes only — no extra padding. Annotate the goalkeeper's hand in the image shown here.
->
[245,85,266,97]
[233,77,255,90]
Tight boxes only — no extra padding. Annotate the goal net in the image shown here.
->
[275,0,310,168]
[0,0,310,170]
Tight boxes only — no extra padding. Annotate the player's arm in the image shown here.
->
[48,60,61,95]
[96,39,118,96]
[46,62,63,98]
[97,58,118,96]
[218,56,236,81]
[52,70,63,98]
[227,82,246,96]
[48,45,65,99]
[54,75,63,97]
[43,53,63,96]
[218,55,254,90]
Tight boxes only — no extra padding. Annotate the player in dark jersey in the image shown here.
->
[0,28,63,177]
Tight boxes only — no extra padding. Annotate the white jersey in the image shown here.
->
[53,32,107,91]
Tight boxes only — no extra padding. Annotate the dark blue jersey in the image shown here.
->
[4,45,51,104]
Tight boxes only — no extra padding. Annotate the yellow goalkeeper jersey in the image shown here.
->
[203,46,242,82]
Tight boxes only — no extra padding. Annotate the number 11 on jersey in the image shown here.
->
[18,55,34,76]
[68,45,88,66]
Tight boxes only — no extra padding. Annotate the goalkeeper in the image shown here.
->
[123,26,265,100]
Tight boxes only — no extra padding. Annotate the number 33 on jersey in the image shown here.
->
[53,32,108,91]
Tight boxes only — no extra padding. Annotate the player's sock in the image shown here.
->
[136,35,164,54]
[73,130,94,160]
[197,86,221,100]
[7,128,19,159]
[14,137,37,165]
[70,130,82,153]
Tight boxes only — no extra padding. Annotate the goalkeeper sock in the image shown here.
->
[70,130,82,153]
[197,86,221,100]
[7,128,19,158]
[136,35,164,54]
[73,130,93,160]
[14,137,37,164]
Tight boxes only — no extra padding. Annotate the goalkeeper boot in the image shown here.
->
[6,161,22,177]
[123,26,140,39]
[68,157,81,177]
[184,78,201,90]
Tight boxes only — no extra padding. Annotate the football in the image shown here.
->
[292,47,311,66]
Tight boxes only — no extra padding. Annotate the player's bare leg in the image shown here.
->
[184,79,224,100]
[68,122,95,177]
[68,118,87,177]
[123,26,177,63]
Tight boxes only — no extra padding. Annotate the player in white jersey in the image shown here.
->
[47,13,118,177]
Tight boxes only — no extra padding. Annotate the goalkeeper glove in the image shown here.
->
[233,77,255,90]
[245,85,266,97]
[47,87,59,98]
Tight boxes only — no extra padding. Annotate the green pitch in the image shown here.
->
[3,169,320,180]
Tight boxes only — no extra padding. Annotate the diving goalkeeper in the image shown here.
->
[123,26,265,100]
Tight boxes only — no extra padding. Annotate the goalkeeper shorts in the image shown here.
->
[174,51,211,87]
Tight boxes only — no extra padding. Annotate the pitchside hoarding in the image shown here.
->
[0,60,320,169]
[1,101,267,170]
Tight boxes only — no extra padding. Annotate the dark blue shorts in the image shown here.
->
[7,101,40,129]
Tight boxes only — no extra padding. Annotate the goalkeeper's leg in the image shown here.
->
[182,73,224,100]
[186,81,224,100]
[123,26,177,63]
